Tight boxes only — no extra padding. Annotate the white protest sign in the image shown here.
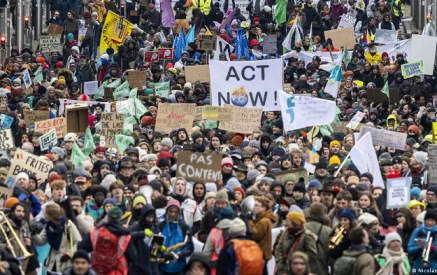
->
[22,69,32,89]
[0,129,14,150]
[346,111,365,129]
[304,162,316,174]
[279,92,336,131]
[350,132,385,189]
[374,29,398,45]
[428,145,437,184]
[83,81,99,95]
[359,126,407,150]
[39,35,62,53]
[376,39,411,63]
[386,177,410,209]
[58,99,111,115]
[39,128,58,151]
[410,34,436,75]
[210,59,282,111]
[338,13,356,29]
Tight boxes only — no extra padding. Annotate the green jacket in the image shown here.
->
[305,220,332,275]
[375,255,411,274]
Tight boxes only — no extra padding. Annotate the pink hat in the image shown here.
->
[221,157,233,167]
[167,199,181,210]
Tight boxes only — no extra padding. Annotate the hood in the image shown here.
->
[419,223,437,235]
[172,178,189,197]
[102,221,131,236]
[185,252,211,274]
[192,182,206,202]
[386,114,397,128]
[257,209,278,223]
[139,204,156,228]
[216,218,232,229]
[393,71,404,84]
[55,162,68,178]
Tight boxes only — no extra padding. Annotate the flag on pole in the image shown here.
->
[324,63,342,98]
[342,47,351,67]
[115,135,135,152]
[175,28,186,60]
[220,8,237,29]
[72,142,87,168]
[83,127,96,156]
[160,0,176,27]
[275,0,287,25]
[185,26,195,48]
[422,22,437,36]
[381,81,390,100]
[205,26,212,35]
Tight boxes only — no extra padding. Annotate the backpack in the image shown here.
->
[231,239,264,275]
[333,255,360,275]
[90,227,131,275]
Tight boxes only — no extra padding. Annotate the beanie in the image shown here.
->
[215,190,229,204]
[16,172,29,183]
[293,181,306,193]
[67,33,74,39]
[308,179,321,190]
[360,172,373,183]
[248,140,260,149]
[4,197,19,208]
[231,136,243,147]
[427,185,437,196]
[425,210,437,222]
[133,196,147,207]
[411,187,421,200]
[233,187,245,198]
[103,198,116,207]
[73,250,90,263]
[161,138,173,148]
[259,177,273,186]
[286,212,306,225]
[340,208,356,221]
[384,232,402,248]
[329,155,341,166]
[247,169,261,183]
[141,116,154,127]
[413,151,428,167]
[51,147,66,159]
[330,140,341,149]
[107,207,123,222]
[221,157,233,167]
[58,76,66,85]
[226,177,241,189]
[229,218,246,237]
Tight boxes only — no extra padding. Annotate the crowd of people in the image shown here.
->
[1,0,437,274]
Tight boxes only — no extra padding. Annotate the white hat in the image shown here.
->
[358,212,378,226]
[264,6,272,12]
[417,211,426,223]
[64,133,77,142]
[16,172,29,183]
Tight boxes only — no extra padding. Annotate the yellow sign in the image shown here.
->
[100,11,133,56]
[433,122,437,142]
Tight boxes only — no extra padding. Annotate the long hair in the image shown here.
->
[358,191,380,218]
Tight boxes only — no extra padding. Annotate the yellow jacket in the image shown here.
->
[92,2,106,22]
[392,0,404,17]
[364,52,381,66]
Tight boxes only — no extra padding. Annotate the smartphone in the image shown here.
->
[152,235,165,246]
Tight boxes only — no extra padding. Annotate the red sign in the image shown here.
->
[144,51,159,62]
[158,48,173,59]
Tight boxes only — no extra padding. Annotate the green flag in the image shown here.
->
[381,81,390,99]
[95,80,108,99]
[115,80,130,93]
[155,82,170,98]
[83,127,96,156]
[275,0,287,25]
[342,47,351,67]
[114,89,130,100]
[71,142,87,168]
[115,135,135,152]
[129,88,138,98]
[133,98,148,119]
[107,79,121,88]
[33,66,43,85]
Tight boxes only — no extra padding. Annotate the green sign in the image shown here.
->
[401,60,424,79]
[155,81,170,98]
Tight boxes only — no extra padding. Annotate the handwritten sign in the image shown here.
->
[155,103,196,134]
[0,129,14,150]
[39,35,62,53]
[39,128,58,151]
[6,149,53,189]
[128,71,148,89]
[219,105,262,134]
[0,187,12,206]
[359,126,407,150]
[401,60,424,79]
[428,145,437,184]
[202,106,219,120]
[101,112,124,148]
[158,48,174,59]
[324,27,356,49]
[346,111,365,129]
[23,110,50,126]
[338,13,357,29]
[176,151,222,183]
[83,81,99,95]
[274,168,309,184]
[196,35,217,50]
[386,177,410,209]
[185,65,210,83]
[35,117,67,139]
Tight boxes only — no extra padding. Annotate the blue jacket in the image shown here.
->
[45,17,63,26]
[408,223,437,275]
[30,193,41,217]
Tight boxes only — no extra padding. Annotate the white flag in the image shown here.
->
[214,36,235,61]
[279,91,336,131]
[324,63,342,98]
[350,132,385,189]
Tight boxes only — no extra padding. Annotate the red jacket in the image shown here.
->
[98,67,109,82]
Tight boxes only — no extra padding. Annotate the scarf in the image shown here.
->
[46,216,68,251]
[376,247,407,275]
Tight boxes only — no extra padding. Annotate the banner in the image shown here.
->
[279,92,336,131]
[101,112,124,148]
[210,59,282,111]
[401,60,424,79]
[374,29,398,45]
[6,149,53,189]
[35,117,67,138]
[219,105,263,134]
[155,103,196,134]
[176,151,222,183]
[428,145,437,183]
[410,34,436,75]
[83,81,99,95]
[0,129,14,150]
[350,132,384,188]
[100,11,133,56]
[386,178,410,209]
[185,65,210,83]
[39,128,58,151]
[359,126,407,150]
[214,36,235,61]
[39,35,62,53]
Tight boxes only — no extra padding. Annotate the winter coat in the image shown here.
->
[197,209,218,243]
[341,248,375,275]
[364,72,385,88]
[249,210,278,260]
[145,10,161,27]
[408,223,437,275]
[203,218,232,258]
[63,18,79,39]
[173,19,190,36]
[46,16,63,26]
[32,220,82,273]
[84,18,99,39]
[0,217,31,272]
[330,1,344,21]
[305,218,331,275]
[76,211,94,238]
[274,229,317,275]
[78,63,96,82]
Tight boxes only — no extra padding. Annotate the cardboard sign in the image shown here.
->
[386,177,410,209]
[39,35,62,53]
[58,99,111,115]
[428,145,437,183]
[374,29,398,45]
[6,149,53,189]
[83,81,99,95]
[0,187,12,207]
[144,51,159,62]
[104,87,114,101]
[196,35,217,50]
[23,110,50,126]
[39,128,58,151]
[216,105,232,122]
[47,23,63,35]
[401,60,424,79]
[367,88,389,104]
[324,27,356,49]
[35,117,66,139]
[262,35,277,55]
[346,111,365,129]
[202,106,219,120]
[274,168,309,184]
[359,126,407,150]
[155,103,196,134]
[219,104,263,134]
[194,106,203,121]
[158,48,174,59]
[338,13,357,29]
[0,129,14,150]
[128,71,148,89]
[185,65,210,83]
[176,151,222,183]
[101,112,124,148]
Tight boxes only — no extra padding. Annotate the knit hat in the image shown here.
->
[408,125,419,134]
[0,167,8,176]
[51,147,65,159]
[204,191,216,202]
[356,182,369,191]
[67,33,74,39]
[286,212,306,225]
[406,138,416,147]
[425,210,437,222]
[410,187,422,200]
[330,140,341,149]
[272,147,285,157]
[392,156,402,165]
[221,157,233,167]
[133,196,147,207]
[230,53,238,61]
[360,172,373,183]
[231,136,243,147]
[259,177,273,186]
[73,250,90,264]
[413,151,428,167]
[229,218,246,237]
[226,177,241,189]
[340,208,356,221]
[247,169,261,183]
[215,190,229,204]
[248,140,260,149]
[347,176,359,185]
[329,155,341,166]
[103,198,116,207]
[205,183,217,193]
[293,181,306,193]
[16,172,29,183]
[308,179,321,190]
[161,138,173,148]
[233,187,245,198]
[358,212,378,226]
[58,76,66,85]
[428,185,437,196]
[4,197,19,208]
[107,207,123,221]
[384,232,402,248]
